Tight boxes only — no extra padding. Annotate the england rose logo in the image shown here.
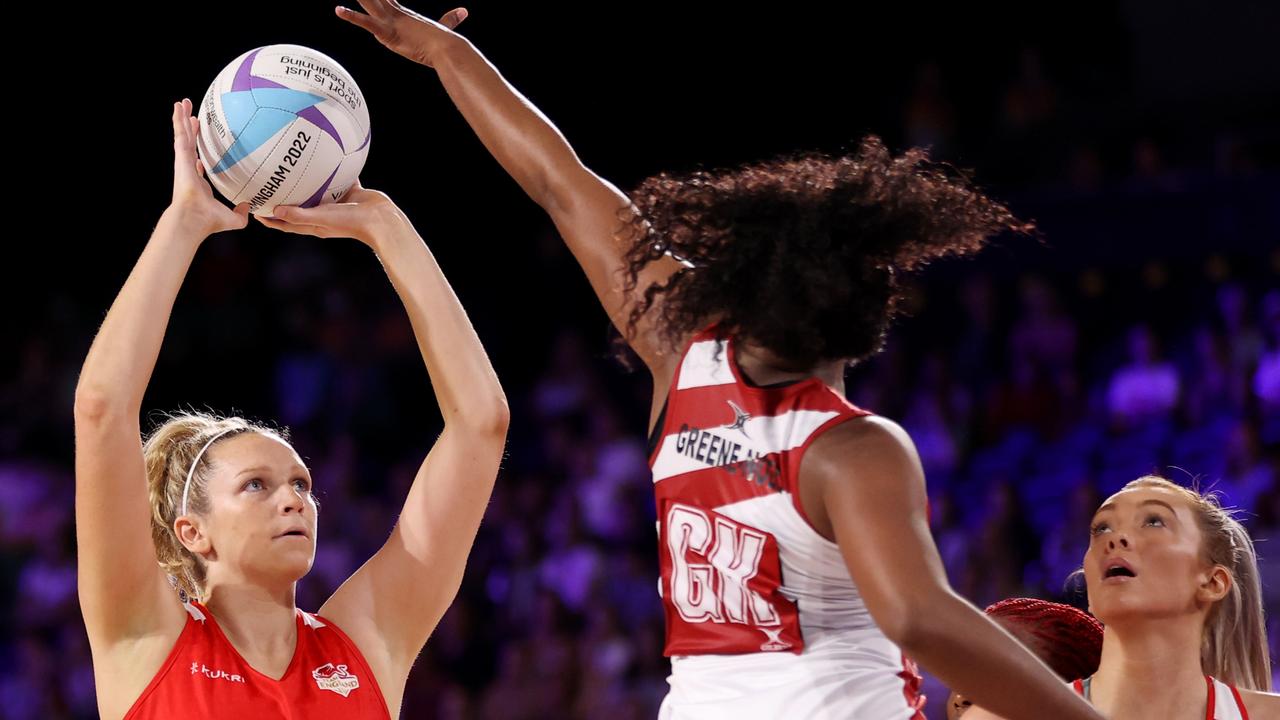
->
[312,663,360,697]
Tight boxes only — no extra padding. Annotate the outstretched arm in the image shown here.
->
[336,2,686,374]
[802,416,1104,720]
[260,187,508,708]
[75,99,248,647]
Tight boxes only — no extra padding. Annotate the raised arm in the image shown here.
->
[336,2,686,374]
[75,100,248,646]
[801,416,1104,720]
[259,187,508,709]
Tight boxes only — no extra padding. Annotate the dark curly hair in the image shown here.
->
[620,136,1033,369]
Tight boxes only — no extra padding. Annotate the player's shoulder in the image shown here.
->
[808,414,915,461]
[801,414,925,499]
[1236,687,1280,718]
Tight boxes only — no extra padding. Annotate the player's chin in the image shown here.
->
[1089,593,1154,624]
[270,549,316,579]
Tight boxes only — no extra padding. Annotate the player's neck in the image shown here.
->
[734,342,845,393]
[202,581,299,668]
[1090,617,1210,719]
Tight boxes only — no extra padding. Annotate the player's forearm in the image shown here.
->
[431,34,584,211]
[901,592,1102,720]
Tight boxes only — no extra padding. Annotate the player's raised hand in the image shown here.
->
[335,2,468,67]
[255,180,404,247]
[169,98,249,235]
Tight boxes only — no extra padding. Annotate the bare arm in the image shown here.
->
[801,416,1104,720]
[337,2,685,374]
[260,187,508,700]
[75,100,249,646]
[962,708,1007,720]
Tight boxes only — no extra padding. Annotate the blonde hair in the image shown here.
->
[143,411,282,602]
[1120,475,1272,691]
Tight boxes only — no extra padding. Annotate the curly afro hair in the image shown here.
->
[620,136,1033,369]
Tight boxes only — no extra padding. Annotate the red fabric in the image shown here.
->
[125,602,389,719]
[1229,683,1251,720]
[651,327,870,657]
[1204,675,1216,720]
[899,654,927,719]
[658,499,805,655]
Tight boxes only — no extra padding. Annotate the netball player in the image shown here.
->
[74,97,508,718]
[965,476,1278,720]
[334,3,1106,718]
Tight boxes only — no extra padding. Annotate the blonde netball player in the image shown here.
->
[75,92,505,719]
[965,477,1278,720]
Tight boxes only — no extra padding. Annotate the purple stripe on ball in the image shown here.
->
[297,107,344,151]
[301,167,341,208]
[250,75,289,91]
[232,49,263,92]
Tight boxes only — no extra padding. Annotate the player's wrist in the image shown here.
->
[362,204,415,253]
[423,31,470,71]
[158,203,219,244]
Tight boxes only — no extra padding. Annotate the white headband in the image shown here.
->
[180,428,238,516]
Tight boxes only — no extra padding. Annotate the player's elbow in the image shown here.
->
[540,162,600,219]
[483,398,511,437]
[871,587,956,653]
[890,586,967,653]
[458,393,511,438]
[884,615,932,656]
[871,603,918,650]
[533,173,562,215]
[73,384,126,426]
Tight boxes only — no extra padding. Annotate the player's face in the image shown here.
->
[1083,487,1210,624]
[201,433,318,585]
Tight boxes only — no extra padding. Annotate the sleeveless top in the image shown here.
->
[1073,675,1250,720]
[650,328,925,719]
[124,601,390,719]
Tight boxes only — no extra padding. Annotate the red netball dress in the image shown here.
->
[125,601,390,719]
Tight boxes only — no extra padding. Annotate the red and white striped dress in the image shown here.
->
[650,327,925,719]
